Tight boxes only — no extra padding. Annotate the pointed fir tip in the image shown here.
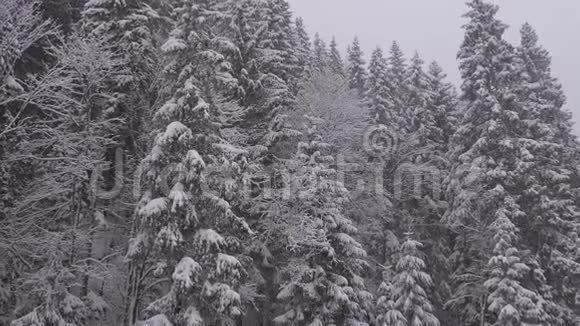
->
[428,61,443,75]
[411,51,424,65]
[390,41,405,59]
[520,22,539,47]
[391,40,400,50]
[372,47,383,57]
[349,36,363,54]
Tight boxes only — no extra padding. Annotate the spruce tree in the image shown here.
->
[484,208,547,325]
[517,23,573,145]
[365,47,391,125]
[81,0,161,89]
[219,0,299,162]
[405,52,431,135]
[244,0,300,150]
[260,0,300,83]
[376,278,406,326]
[312,33,328,72]
[328,37,345,76]
[389,236,440,326]
[222,3,310,323]
[385,41,407,131]
[516,23,580,324]
[401,55,456,322]
[294,17,313,78]
[125,1,252,324]
[446,1,553,325]
[346,36,367,96]
[260,116,372,325]
[446,0,514,324]
[226,0,264,104]
[421,61,458,320]
[426,61,458,153]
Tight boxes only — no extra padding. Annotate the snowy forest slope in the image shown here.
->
[1,0,580,325]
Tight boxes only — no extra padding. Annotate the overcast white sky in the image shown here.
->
[287,0,580,135]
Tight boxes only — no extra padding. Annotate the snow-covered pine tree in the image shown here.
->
[260,0,300,84]
[388,235,439,326]
[365,47,391,125]
[375,279,406,326]
[445,1,516,324]
[396,53,456,323]
[484,206,547,326]
[407,60,459,323]
[256,116,371,325]
[385,41,408,131]
[445,1,554,325]
[405,52,432,136]
[233,0,300,154]
[293,17,313,78]
[515,23,580,324]
[125,1,252,325]
[426,61,458,153]
[328,37,345,77]
[174,0,296,159]
[312,32,328,72]
[386,42,406,85]
[81,0,160,48]
[346,36,367,96]
[81,0,161,89]
[402,52,447,203]
[518,23,574,146]
[223,0,300,215]
[224,0,263,104]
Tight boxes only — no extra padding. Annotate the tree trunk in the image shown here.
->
[480,294,486,326]
[125,262,145,326]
